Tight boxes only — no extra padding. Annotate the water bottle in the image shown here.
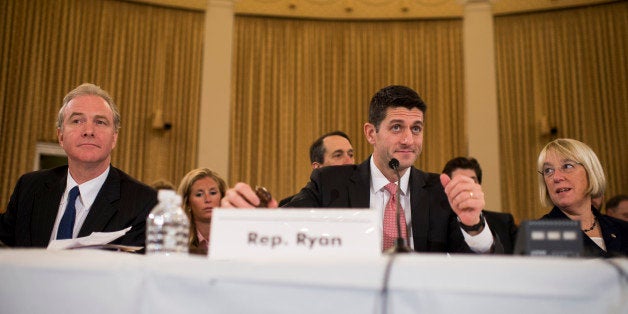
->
[146,190,190,255]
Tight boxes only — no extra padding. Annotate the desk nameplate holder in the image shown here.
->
[209,209,380,260]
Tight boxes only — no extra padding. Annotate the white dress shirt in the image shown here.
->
[369,157,413,247]
[368,157,493,252]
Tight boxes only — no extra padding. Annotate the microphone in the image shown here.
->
[387,158,411,253]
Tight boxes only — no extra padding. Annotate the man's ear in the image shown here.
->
[111,130,118,149]
[57,128,64,148]
[364,122,376,145]
[311,162,321,169]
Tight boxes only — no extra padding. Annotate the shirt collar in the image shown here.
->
[369,156,410,195]
[197,228,209,248]
[66,166,110,210]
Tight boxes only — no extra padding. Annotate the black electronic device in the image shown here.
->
[514,220,582,257]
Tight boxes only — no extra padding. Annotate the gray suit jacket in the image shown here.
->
[0,165,157,248]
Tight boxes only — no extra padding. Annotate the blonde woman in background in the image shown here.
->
[537,138,628,257]
[178,168,227,255]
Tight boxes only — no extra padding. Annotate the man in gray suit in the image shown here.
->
[222,85,497,253]
[0,83,157,248]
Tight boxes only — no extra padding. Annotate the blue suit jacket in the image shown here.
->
[0,165,157,248]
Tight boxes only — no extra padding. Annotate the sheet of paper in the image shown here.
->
[47,226,132,250]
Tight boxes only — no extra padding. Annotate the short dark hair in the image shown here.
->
[442,157,483,184]
[309,131,351,164]
[368,85,427,130]
[606,194,628,211]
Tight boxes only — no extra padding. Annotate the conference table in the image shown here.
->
[1,249,626,314]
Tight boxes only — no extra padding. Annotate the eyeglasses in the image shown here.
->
[538,162,583,178]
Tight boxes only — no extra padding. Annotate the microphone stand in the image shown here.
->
[387,158,412,253]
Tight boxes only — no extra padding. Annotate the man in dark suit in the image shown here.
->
[222,85,497,253]
[606,194,628,222]
[0,83,157,248]
[279,131,355,207]
[442,157,518,254]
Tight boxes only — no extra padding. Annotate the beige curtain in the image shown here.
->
[495,2,628,222]
[231,16,466,201]
[0,0,204,211]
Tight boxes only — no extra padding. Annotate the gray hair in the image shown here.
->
[56,83,121,131]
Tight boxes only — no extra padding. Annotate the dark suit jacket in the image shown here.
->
[284,159,490,253]
[483,210,517,254]
[541,206,628,257]
[0,165,158,248]
[279,194,295,207]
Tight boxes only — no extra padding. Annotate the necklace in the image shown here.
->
[582,218,597,233]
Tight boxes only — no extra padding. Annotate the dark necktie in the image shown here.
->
[57,186,80,240]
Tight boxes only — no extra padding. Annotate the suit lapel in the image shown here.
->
[78,167,121,237]
[347,160,371,208]
[600,217,622,254]
[409,167,429,251]
[30,171,67,246]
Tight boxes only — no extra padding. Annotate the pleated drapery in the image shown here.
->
[1,1,624,224]
[230,16,466,203]
[495,2,627,221]
[0,0,204,210]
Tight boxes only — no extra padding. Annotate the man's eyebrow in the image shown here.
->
[94,114,111,121]
[67,112,84,119]
[388,119,423,124]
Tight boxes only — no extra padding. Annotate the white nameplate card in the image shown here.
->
[209,209,380,260]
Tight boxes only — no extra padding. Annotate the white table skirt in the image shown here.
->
[0,249,625,314]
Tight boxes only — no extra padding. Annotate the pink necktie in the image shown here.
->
[383,182,407,251]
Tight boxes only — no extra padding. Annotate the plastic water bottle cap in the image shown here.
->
[157,189,177,202]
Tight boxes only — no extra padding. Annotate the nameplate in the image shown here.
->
[209,209,380,260]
